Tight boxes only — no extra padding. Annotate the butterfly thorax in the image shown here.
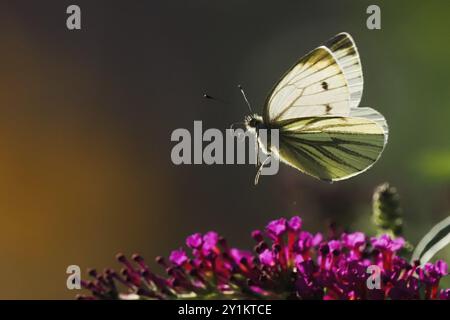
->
[244,114,267,132]
[244,114,273,157]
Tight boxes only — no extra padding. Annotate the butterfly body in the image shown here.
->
[244,33,388,183]
[244,114,266,131]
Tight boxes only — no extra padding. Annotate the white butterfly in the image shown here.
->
[244,33,388,183]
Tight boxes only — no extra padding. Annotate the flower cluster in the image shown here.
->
[79,216,449,300]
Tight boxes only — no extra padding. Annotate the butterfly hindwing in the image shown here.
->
[349,107,388,143]
[274,116,386,181]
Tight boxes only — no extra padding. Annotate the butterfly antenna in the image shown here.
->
[203,92,229,105]
[238,84,253,113]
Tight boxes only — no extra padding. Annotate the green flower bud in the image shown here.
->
[372,183,403,236]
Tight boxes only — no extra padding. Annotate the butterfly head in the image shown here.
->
[244,114,265,131]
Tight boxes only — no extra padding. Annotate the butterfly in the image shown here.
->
[244,32,388,184]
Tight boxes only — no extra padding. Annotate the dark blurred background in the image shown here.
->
[0,0,449,298]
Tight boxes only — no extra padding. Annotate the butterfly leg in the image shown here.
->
[254,154,272,185]
[256,130,260,168]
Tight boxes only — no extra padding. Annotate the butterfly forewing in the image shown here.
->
[263,46,351,124]
[324,33,364,109]
[275,116,386,181]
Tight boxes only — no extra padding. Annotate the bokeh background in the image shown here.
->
[0,0,449,299]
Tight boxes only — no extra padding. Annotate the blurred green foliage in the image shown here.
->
[417,151,450,181]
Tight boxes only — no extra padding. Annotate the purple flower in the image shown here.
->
[202,231,219,254]
[440,289,450,300]
[251,230,264,242]
[420,260,448,286]
[259,249,275,267]
[230,248,252,264]
[294,254,304,266]
[296,232,322,255]
[169,249,188,266]
[297,232,313,252]
[186,233,202,249]
[371,234,405,252]
[80,216,450,301]
[342,232,366,248]
[297,259,316,276]
[288,216,302,231]
[434,260,448,276]
[266,218,287,238]
[328,240,341,254]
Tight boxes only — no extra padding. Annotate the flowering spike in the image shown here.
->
[373,183,403,236]
[81,215,449,300]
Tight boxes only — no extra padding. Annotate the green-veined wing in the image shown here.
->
[273,116,386,181]
[263,46,351,123]
[263,33,366,125]
[324,32,363,109]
